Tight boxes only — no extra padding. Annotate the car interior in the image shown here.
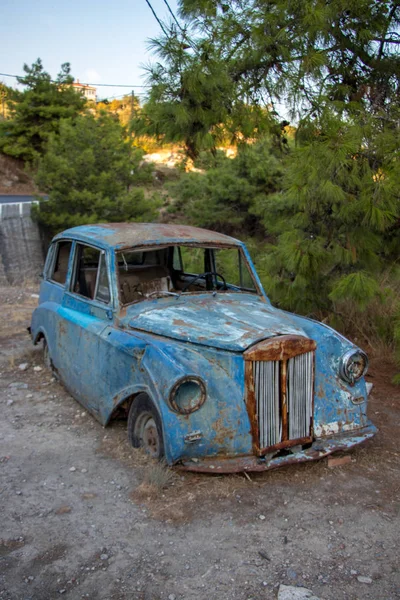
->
[116,245,254,305]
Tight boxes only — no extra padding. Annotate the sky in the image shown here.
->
[1,0,179,101]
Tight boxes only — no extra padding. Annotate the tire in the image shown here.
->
[127,394,165,460]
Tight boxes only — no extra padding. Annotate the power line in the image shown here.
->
[0,72,150,88]
[162,0,184,32]
[161,0,197,53]
[144,0,169,37]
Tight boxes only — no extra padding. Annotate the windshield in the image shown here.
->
[116,245,258,305]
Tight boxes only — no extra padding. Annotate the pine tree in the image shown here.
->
[253,107,400,325]
[169,137,283,235]
[0,59,86,162]
[132,34,274,160]
[33,112,162,237]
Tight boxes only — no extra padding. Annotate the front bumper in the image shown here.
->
[176,421,377,473]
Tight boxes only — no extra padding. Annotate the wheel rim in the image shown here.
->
[135,413,160,458]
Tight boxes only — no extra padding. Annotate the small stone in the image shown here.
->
[9,382,28,389]
[357,576,372,584]
[28,576,34,581]
[56,506,72,515]
[7,399,14,406]
[287,568,298,580]
[18,363,29,371]
[81,468,87,473]
[33,366,43,372]
[350,570,357,575]
[16,491,22,495]
[82,493,96,500]
[26,394,33,399]
[100,554,109,561]
[59,589,66,594]
[259,515,266,520]
[328,455,352,468]
[168,595,176,600]
[277,584,321,600]
[69,467,76,472]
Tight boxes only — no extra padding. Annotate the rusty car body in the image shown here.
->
[30,223,377,472]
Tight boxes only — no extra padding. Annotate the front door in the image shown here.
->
[56,243,114,416]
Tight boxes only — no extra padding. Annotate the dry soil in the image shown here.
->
[0,285,399,600]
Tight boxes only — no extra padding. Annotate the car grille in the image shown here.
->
[245,336,316,454]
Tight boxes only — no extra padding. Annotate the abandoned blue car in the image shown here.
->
[30,223,376,472]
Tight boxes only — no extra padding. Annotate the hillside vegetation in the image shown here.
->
[0,0,399,376]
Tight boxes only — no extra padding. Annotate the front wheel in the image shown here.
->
[127,394,164,460]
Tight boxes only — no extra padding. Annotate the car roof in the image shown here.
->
[54,223,243,250]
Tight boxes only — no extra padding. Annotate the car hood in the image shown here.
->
[122,293,306,352]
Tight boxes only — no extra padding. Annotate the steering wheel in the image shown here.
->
[181,271,227,293]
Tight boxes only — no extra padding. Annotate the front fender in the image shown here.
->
[108,332,253,465]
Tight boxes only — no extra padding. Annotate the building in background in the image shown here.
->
[72,80,97,102]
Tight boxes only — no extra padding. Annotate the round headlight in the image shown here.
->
[340,350,368,384]
[169,377,206,414]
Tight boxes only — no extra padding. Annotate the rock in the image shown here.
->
[168,595,176,600]
[100,554,109,561]
[31,293,39,299]
[9,382,28,389]
[33,366,43,372]
[81,468,87,473]
[259,515,266,520]
[18,363,29,371]
[327,455,352,468]
[26,394,33,399]
[350,569,357,575]
[69,467,76,472]
[278,584,322,600]
[357,576,373,584]
[7,399,14,406]
[16,491,22,495]
[59,589,66,594]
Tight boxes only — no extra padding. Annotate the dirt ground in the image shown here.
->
[0,285,399,600]
[0,155,37,195]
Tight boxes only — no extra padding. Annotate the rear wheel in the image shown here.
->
[127,394,164,459]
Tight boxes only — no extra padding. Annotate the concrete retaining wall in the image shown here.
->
[0,201,44,285]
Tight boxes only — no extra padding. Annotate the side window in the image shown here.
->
[72,244,110,303]
[49,241,72,285]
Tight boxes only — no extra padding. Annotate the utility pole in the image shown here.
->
[130,90,135,139]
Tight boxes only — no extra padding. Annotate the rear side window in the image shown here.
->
[49,241,72,285]
[72,244,111,303]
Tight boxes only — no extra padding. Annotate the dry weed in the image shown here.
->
[134,460,177,500]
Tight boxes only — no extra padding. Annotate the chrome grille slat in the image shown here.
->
[253,351,313,449]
